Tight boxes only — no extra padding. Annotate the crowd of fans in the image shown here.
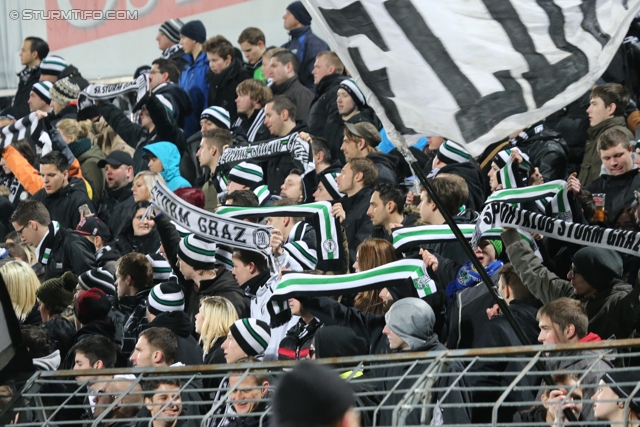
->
[1,2,640,426]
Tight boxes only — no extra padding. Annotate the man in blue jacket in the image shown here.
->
[178,20,209,138]
[282,1,330,91]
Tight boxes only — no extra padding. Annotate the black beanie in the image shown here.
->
[572,247,623,291]
[601,370,640,413]
[287,1,312,26]
[274,360,355,427]
[180,20,206,44]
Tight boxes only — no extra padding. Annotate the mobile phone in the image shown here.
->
[78,204,92,217]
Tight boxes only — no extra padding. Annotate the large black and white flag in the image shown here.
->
[304,0,640,154]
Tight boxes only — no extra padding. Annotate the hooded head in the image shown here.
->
[384,297,436,350]
[314,326,368,359]
[143,142,182,184]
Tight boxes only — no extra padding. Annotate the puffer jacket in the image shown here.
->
[33,178,95,229]
[277,318,322,360]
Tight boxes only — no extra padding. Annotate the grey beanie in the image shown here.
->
[385,297,435,350]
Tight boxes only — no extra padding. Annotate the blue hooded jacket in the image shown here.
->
[143,142,191,191]
[178,51,210,138]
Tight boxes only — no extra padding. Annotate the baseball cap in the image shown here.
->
[76,216,111,240]
[344,122,381,147]
[97,150,134,168]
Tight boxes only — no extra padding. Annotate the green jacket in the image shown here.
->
[501,228,640,339]
[74,141,106,203]
[577,116,633,186]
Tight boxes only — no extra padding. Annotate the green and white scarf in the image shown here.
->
[270,259,436,300]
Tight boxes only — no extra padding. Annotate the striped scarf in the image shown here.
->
[216,202,344,272]
[485,180,571,220]
[1,112,39,149]
[217,132,314,178]
[270,259,436,300]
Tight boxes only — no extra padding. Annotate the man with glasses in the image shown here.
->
[10,199,96,279]
[501,226,640,340]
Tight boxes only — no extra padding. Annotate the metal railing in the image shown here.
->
[2,339,640,427]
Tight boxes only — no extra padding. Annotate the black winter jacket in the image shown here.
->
[97,183,135,239]
[42,226,97,280]
[193,270,248,320]
[299,296,390,355]
[339,187,374,270]
[270,75,314,122]
[42,315,77,361]
[307,74,347,136]
[48,104,78,128]
[265,122,313,194]
[586,168,640,225]
[114,229,161,257]
[117,288,150,359]
[322,107,381,165]
[99,95,186,174]
[153,81,193,129]
[515,128,570,182]
[144,311,203,366]
[468,299,542,424]
[435,161,488,213]
[367,152,398,184]
[33,179,95,229]
[13,66,41,117]
[207,58,251,122]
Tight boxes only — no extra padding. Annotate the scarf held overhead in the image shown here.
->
[216,202,343,271]
[150,181,273,257]
[217,132,315,177]
[473,202,640,257]
[270,259,436,301]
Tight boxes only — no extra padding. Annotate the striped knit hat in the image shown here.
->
[178,234,217,270]
[146,253,176,285]
[147,281,185,315]
[159,19,184,44]
[318,171,344,200]
[229,318,271,357]
[201,106,231,130]
[40,55,68,77]
[339,78,366,108]
[78,267,116,296]
[31,81,53,104]
[229,162,264,190]
[436,140,471,165]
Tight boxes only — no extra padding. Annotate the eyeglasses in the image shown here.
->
[569,266,580,277]
[15,221,29,236]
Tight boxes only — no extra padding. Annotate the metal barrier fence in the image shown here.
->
[2,339,640,427]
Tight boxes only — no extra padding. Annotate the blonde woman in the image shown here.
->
[0,260,41,324]
[195,296,238,365]
[19,243,44,282]
[57,119,105,202]
[132,171,166,202]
